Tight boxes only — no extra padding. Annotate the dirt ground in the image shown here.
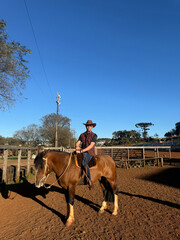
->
[0,166,180,240]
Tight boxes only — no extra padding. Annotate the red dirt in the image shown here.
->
[0,166,180,240]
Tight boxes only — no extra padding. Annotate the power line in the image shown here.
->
[23,0,54,102]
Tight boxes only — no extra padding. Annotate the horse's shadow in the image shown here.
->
[0,178,101,224]
[118,191,180,210]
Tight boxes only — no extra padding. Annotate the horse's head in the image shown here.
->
[34,151,51,188]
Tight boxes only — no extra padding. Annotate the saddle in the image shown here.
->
[74,152,97,169]
[73,152,97,186]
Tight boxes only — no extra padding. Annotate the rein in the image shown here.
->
[43,150,75,189]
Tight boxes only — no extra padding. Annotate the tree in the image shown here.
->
[112,130,141,145]
[164,130,175,138]
[0,20,31,110]
[0,135,5,145]
[164,122,180,137]
[175,122,180,136]
[135,122,154,139]
[154,133,159,138]
[39,113,73,147]
[13,124,41,146]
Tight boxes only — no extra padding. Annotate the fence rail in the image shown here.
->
[115,157,164,169]
[0,145,177,184]
[95,146,173,168]
[0,146,37,184]
[96,146,171,159]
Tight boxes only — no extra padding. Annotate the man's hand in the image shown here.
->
[76,147,81,154]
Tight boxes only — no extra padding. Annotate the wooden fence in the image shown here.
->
[115,157,164,169]
[95,146,172,168]
[0,145,37,184]
[0,145,175,184]
[45,146,172,168]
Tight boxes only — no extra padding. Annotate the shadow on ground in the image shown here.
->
[138,167,180,189]
[119,191,180,210]
[0,178,101,224]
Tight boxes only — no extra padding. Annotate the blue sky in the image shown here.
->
[0,0,180,140]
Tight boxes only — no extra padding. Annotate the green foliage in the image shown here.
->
[175,122,180,136]
[0,19,31,110]
[12,113,76,148]
[135,122,154,139]
[112,130,141,145]
[0,135,23,146]
[164,121,180,137]
[39,113,72,147]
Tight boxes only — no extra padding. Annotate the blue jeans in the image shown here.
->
[82,152,92,180]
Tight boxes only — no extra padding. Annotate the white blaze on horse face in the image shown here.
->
[35,167,46,188]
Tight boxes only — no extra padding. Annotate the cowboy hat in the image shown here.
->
[83,120,96,127]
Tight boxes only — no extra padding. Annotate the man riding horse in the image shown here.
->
[76,120,97,190]
[34,119,118,226]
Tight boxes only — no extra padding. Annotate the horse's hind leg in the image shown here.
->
[99,177,118,215]
[113,194,118,215]
[108,179,118,216]
[99,178,108,214]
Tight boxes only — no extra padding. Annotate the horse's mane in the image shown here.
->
[34,151,46,169]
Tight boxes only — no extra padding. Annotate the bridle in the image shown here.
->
[37,150,74,189]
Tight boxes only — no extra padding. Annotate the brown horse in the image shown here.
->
[34,150,118,226]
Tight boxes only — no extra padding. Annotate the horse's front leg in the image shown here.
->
[66,185,75,227]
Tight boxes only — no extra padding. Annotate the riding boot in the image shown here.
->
[89,180,94,190]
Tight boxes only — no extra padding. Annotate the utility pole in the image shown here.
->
[55,92,61,147]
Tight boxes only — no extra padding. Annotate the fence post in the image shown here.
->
[95,147,97,155]
[16,149,22,183]
[111,148,113,159]
[156,148,159,158]
[27,149,31,176]
[127,149,129,161]
[142,148,145,159]
[169,148,171,165]
[153,158,156,166]
[161,157,164,167]
[2,149,8,183]
[125,160,128,169]
[157,158,159,166]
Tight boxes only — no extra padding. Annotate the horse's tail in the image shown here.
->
[100,177,114,202]
[106,186,114,202]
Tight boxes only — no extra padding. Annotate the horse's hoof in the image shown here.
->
[66,217,74,227]
[66,220,73,227]
[98,209,104,214]
[112,210,118,216]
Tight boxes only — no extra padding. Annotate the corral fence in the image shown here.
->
[45,146,174,168]
[95,146,173,168]
[0,145,37,184]
[0,145,178,184]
